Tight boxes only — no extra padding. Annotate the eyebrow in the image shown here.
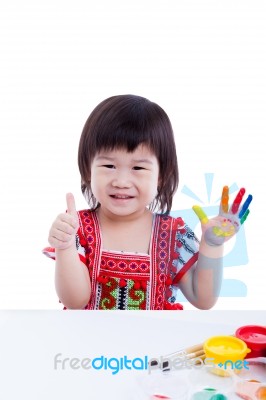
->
[132,159,153,164]
[95,156,115,161]
[95,156,154,164]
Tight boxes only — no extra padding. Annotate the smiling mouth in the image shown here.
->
[110,195,134,199]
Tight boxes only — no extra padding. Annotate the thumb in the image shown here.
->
[66,192,77,216]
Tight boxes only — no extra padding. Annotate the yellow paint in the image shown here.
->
[192,206,209,224]
[203,336,251,377]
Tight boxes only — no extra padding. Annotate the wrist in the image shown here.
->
[55,241,77,254]
[199,237,224,259]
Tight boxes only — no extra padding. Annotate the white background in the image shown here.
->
[1,311,266,399]
[0,1,265,309]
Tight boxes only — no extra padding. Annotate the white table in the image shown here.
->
[0,310,265,399]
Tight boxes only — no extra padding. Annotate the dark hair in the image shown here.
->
[78,94,178,213]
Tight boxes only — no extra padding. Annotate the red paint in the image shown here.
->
[236,325,266,358]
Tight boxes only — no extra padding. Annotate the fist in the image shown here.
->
[48,193,79,250]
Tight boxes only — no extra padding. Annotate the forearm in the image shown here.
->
[178,239,224,309]
[180,184,253,309]
[55,245,91,309]
[193,239,224,308]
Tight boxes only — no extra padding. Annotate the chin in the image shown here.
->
[106,207,141,217]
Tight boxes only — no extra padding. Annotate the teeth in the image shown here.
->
[112,195,131,199]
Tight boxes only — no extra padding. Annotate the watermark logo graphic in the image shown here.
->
[54,353,149,375]
[148,356,249,374]
[170,173,248,299]
[53,354,250,375]
[216,360,249,370]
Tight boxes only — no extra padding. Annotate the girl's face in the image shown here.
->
[90,144,160,219]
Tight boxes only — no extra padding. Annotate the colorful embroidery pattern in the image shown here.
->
[78,211,199,310]
[43,210,199,310]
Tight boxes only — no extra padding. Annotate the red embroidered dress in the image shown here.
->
[43,210,199,310]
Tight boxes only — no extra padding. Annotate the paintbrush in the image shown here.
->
[150,343,205,370]
[164,343,204,359]
[161,349,206,371]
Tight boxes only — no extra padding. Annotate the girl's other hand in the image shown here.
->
[192,186,253,246]
[48,193,79,250]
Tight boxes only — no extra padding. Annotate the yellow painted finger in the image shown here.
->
[192,205,209,224]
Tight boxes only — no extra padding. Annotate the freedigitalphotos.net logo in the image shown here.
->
[149,356,250,373]
[54,353,149,375]
[54,353,249,375]
[171,173,249,300]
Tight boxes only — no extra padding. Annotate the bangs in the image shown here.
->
[95,119,156,154]
[92,96,159,154]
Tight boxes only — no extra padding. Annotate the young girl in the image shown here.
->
[43,94,252,310]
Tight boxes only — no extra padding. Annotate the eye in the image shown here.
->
[133,166,145,170]
[103,164,115,169]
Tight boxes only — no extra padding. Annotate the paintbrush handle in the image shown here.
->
[186,350,205,359]
[185,343,204,354]
[161,353,206,371]
[192,354,206,365]
[164,343,203,359]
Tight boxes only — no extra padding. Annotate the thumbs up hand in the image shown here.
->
[48,193,79,250]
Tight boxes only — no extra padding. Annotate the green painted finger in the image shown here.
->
[192,205,209,224]
[240,209,250,224]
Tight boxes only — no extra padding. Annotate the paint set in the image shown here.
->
[139,325,266,400]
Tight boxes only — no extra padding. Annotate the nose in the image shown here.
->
[111,170,132,188]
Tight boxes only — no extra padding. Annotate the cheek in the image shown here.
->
[90,172,100,196]
[145,175,159,198]
[151,170,160,189]
[90,179,96,193]
[151,184,159,199]
[90,172,109,197]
